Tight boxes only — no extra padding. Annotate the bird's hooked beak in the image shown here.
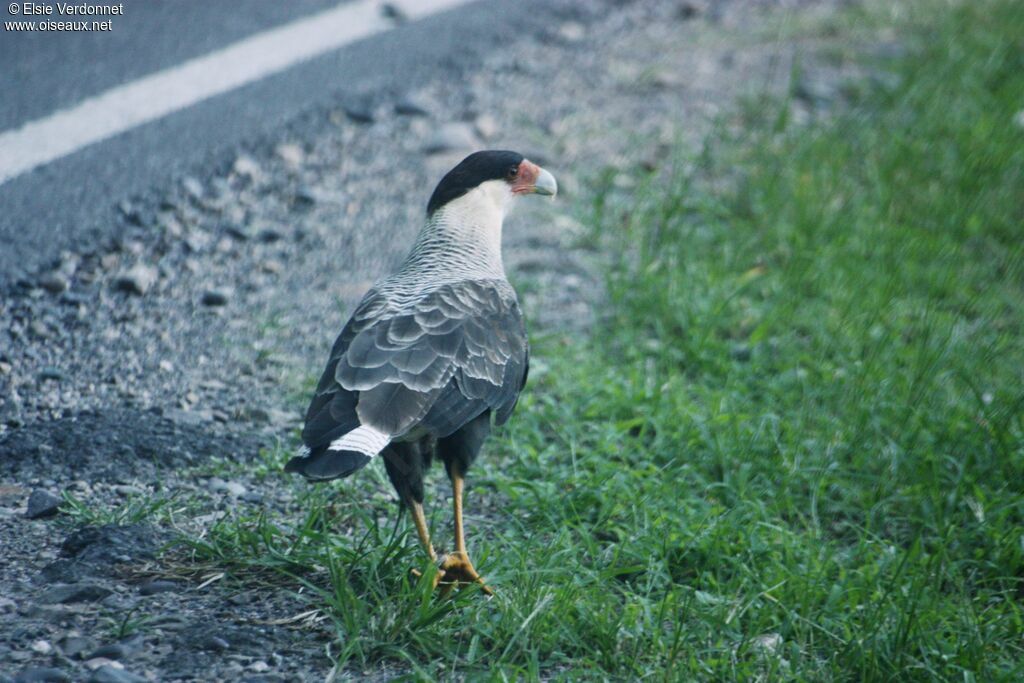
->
[513,160,558,198]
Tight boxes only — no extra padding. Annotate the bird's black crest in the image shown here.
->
[426,150,525,215]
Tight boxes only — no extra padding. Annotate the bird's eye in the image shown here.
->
[507,165,519,180]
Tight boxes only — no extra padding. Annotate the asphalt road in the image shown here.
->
[0,0,558,286]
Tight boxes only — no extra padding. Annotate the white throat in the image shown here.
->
[400,179,513,281]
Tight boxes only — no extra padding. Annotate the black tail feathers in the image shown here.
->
[284,447,372,481]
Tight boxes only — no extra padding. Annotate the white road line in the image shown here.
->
[0,0,473,185]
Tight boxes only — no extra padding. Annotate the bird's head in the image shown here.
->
[426,150,557,219]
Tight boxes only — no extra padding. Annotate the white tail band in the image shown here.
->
[328,425,391,457]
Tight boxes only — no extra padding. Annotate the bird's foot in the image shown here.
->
[411,552,493,596]
[438,551,494,596]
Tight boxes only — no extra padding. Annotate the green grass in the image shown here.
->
[176,1,1024,679]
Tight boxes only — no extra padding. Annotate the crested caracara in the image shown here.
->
[286,150,557,593]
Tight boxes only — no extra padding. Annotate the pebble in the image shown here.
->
[83,658,120,671]
[473,114,499,140]
[88,644,128,660]
[208,478,246,497]
[677,0,705,19]
[557,21,585,42]
[38,274,69,294]
[380,2,407,22]
[423,122,480,154]
[12,668,70,683]
[29,321,50,338]
[293,186,318,208]
[259,259,284,274]
[113,265,158,296]
[57,635,94,659]
[99,253,119,271]
[31,640,52,655]
[37,367,65,382]
[39,583,114,605]
[163,408,212,426]
[112,485,145,497]
[232,155,263,182]
[0,597,16,612]
[249,661,271,673]
[257,227,283,243]
[201,635,230,652]
[138,579,180,596]
[88,666,147,683]
[343,102,374,124]
[274,143,305,168]
[751,632,783,655]
[25,489,63,519]
[182,176,204,200]
[201,288,232,307]
[394,95,431,117]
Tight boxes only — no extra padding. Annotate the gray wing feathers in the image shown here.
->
[303,281,527,449]
[336,280,527,439]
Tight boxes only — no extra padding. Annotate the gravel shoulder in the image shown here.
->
[0,1,863,680]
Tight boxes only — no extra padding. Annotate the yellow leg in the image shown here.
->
[409,500,437,562]
[437,473,493,596]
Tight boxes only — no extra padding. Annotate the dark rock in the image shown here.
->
[37,367,65,383]
[730,344,752,362]
[38,559,85,584]
[395,95,430,117]
[117,201,141,225]
[257,227,283,243]
[380,2,407,22]
[12,668,70,683]
[39,274,69,294]
[25,489,62,519]
[225,223,253,241]
[99,593,136,610]
[60,291,90,306]
[57,635,95,659]
[60,524,160,565]
[0,408,262,481]
[794,77,838,107]
[88,644,128,660]
[113,265,157,296]
[292,186,318,209]
[200,288,232,307]
[343,103,374,124]
[201,635,230,652]
[39,582,113,604]
[138,579,181,596]
[677,1,704,19]
[88,666,147,683]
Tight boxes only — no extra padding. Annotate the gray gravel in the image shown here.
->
[0,0,863,679]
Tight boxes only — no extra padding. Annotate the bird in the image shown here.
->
[285,150,557,594]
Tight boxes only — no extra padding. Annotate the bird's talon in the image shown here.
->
[436,552,494,596]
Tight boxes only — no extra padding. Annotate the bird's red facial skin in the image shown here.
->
[511,160,541,194]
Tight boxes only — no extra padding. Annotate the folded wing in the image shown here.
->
[300,279,529,455]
